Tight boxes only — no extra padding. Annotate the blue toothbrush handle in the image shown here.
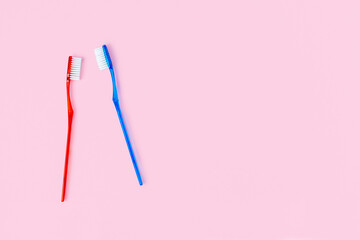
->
[109,68,143,185]
[113,100,143,185]
[103,46,142,186]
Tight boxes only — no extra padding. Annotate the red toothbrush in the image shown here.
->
[61,56,82,202]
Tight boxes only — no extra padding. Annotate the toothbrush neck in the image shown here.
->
[66,80,73,113]
[110,68,119,102]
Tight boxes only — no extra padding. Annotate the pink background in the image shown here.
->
[1,0,360,239]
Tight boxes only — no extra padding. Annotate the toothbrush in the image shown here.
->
[62,56,82,202]
[94,45,143,186]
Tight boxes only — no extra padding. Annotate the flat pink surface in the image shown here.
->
[1,0,360,239]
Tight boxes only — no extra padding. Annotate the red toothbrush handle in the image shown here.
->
[61,81,73,202]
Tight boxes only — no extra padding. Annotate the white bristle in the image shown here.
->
[70,57,82,80]
[94,47,108,70]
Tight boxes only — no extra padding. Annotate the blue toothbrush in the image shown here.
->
[95,45,143,185]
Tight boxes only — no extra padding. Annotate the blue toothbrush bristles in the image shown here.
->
[94,47,108,70]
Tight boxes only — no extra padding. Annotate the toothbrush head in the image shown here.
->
[94,44,113,70]
[67,56,82,81]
